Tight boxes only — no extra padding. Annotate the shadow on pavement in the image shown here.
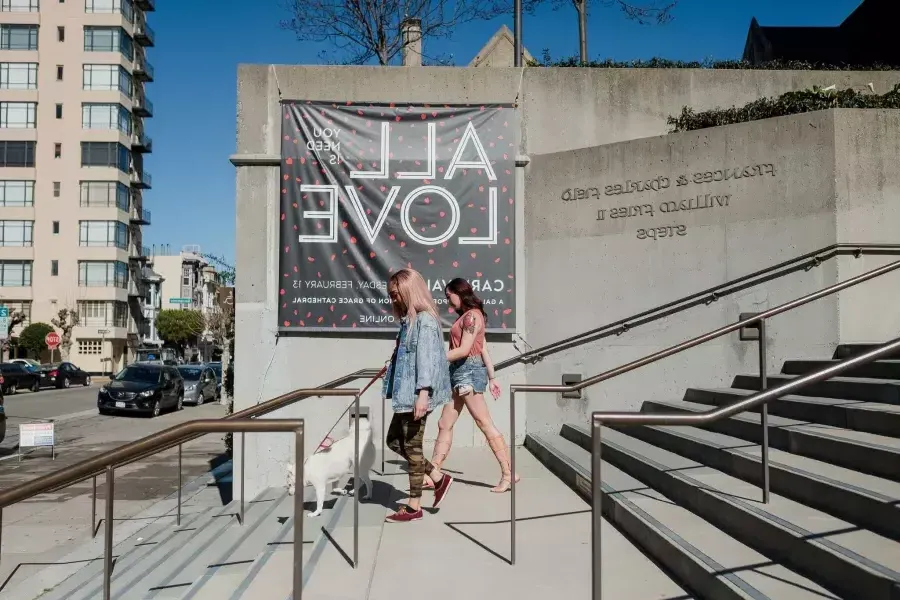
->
[208,453,233,505]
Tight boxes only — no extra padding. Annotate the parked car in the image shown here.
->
[98,364,184,417]
[11,358,41,374]
[40,362,92,389]
[177,365,217,405]
[207,361,223,399]
[0,390,6,445]
[0,362,41,394]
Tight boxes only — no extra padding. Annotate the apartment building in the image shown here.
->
[0,0,155,373]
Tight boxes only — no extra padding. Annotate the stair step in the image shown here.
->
[138,489,290,599]
[835,344,900,360]
[562,422,900,542]
[684,387,900,438]
[643,399,900,482]
[526,432,831,599]
[732,373,900,404]
[783,359,900,381]
[592,424,900,599]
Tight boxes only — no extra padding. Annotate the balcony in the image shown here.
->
[134,59,154,82]
[131,133,153,153]
[134,21,155,47]
[130,207,151,225]
[129,245,150,262]
[135,0,155,12]
[131,170,152,189]
[128,279,147,298]
[133,95,153,118]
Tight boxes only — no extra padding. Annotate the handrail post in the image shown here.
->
[509,389,516,566]
[381,392,386,475]
[177,444,182,526]
[592,417,603,599]
[103,465,115,600]
[292,425,304,599]
[759,318,770,504]
[240,432,245,525]
[353,394,360,569]
[92,476,97,538]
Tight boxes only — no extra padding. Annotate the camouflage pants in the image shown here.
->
[386,411,435,499]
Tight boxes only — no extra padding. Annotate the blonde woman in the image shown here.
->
[424,278,520,493]
[381,268,454,522]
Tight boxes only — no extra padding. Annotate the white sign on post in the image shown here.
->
[19,422,55,460]
[0,306,9,343]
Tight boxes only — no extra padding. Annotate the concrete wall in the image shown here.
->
[233,64,900,497]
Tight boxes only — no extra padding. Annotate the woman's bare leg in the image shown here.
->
[464,392,521,492]
[423,393,465,489]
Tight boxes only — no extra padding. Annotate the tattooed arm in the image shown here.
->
[447,311,481,362]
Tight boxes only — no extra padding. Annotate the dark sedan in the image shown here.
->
[98,365,184,418]
[0,393,5,445]
[40,362,92,389]
[0,362,41,394]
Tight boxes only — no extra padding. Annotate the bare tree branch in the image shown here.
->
[280,0,542,65]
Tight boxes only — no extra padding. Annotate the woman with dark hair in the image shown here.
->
[423,277,520,493]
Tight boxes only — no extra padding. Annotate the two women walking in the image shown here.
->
[382,268,519,523]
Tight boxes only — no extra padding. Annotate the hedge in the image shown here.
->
[535,51,900,72]
[667,83,900,132]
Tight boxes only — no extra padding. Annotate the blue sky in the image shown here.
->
[146,0,863,267]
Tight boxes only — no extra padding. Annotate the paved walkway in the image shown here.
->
[301,445,689,599]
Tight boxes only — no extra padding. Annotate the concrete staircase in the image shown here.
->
[527,343,900,599]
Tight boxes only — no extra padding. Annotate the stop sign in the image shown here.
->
[45,332,60,350]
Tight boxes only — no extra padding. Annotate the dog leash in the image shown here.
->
[313,366,386,454]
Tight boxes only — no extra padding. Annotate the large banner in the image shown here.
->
[279,101,517,332]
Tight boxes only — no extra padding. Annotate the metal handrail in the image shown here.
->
[590,337,900,599]
[507,257,900,566]
[495,242,900,370]
[2,419,306,600]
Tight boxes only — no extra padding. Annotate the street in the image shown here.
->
[0,385,230,594]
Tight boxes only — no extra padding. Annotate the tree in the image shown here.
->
[556,0,678,65]
[201,253,235,285]
[19,322,54,359]
[51,308,80,362]
[281,0,542,66]
[155,310,205,356]
[1,310,26,361]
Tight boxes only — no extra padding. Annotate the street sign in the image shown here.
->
[19,422,56,460]
[0,306,8,342]
[45,331,60,350]
[98,329,110,335]
[169,298,192,305]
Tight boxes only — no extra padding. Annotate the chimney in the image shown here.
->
[400,18,422,66]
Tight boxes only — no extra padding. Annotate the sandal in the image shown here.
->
[491,474,521,494]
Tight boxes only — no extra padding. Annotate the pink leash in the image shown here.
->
[313,367,386,455]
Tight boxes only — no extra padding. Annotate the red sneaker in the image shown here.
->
[385,505,423,523]
[433,473,454,508]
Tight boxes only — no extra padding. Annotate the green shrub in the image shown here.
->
[667,83,900,132]
[535,51,900,71]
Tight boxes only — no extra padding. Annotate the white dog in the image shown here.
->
[287,418,375,517]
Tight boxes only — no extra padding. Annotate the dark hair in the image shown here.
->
[445,278,486,321]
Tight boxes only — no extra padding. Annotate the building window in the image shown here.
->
[78,301,128,328]
[55,104,62,119]
[0,141,35,167]
[0,260,32,286]
[1,0,40,12]
[57,26,64,42]
[82,103,131,134]
[54,143,61,158]
[85,0,133,23]
[56,65,63,80]
[78,261,127,288]
[82,64,133,96]
[0,63,37,89]
[1,25,38,50]
[0,181,34,207]
[0,220,33,246]
[4,300,31,326]
[52,220,59,234]
[80,181,129,210]
[78,339,102,354]
[83,26,133,61]
[80,142,130,172]
[53,181,60,197]
[78,220,128,249]
[50,260,58,276]
[0,102,37,128]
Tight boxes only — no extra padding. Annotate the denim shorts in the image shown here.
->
[449,356,488,395]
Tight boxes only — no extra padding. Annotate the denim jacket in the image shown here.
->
[382,312,451,414]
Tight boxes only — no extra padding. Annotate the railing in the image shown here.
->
[508,258,900,577]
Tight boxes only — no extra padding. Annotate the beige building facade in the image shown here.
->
[0,0,154,373]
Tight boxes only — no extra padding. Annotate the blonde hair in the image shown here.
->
[389,268,439,324]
